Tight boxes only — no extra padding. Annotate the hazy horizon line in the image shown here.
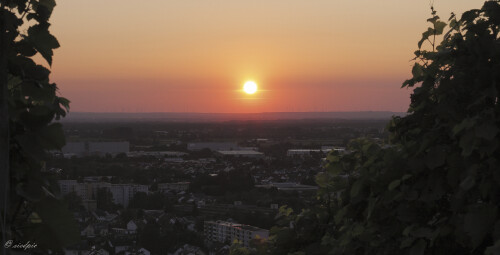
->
[67,110,406,114]
[61,111,407,122]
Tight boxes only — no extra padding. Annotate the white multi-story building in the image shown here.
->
[73,183,92,200]
[58,180,78,195]
[58,180,92,199]
[91,182,112,198]
[204,221,269,247]
[109,184,148,208]
[58,180,147,208]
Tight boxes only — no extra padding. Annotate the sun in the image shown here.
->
[243,81,258,94]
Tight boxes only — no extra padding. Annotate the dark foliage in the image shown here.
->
[262,2,500,255]
[0,0,78,253]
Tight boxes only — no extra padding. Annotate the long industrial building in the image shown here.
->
[187,142,239,151]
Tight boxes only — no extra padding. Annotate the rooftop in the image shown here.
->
[217,150,263,155]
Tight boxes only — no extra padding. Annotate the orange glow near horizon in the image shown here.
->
[46,0,484,113]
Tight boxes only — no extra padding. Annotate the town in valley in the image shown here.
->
[49,115,391,255]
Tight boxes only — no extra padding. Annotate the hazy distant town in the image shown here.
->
[47,114,391,255]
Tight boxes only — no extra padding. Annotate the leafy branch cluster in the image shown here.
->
[249,1,500,255]
[1,0,79,253]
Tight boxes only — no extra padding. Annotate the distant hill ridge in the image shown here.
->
[62,111,406,122]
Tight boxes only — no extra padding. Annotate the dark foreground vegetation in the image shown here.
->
[238,3,500,255]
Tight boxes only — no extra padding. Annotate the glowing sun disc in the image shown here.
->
[243,81,258,94]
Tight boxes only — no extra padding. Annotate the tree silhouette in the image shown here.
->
[0,0,78,253]
[263,1,500,255]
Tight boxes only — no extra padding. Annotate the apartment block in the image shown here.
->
[57,180,148,208]
[109,184,149,208]
[204,221,269,247]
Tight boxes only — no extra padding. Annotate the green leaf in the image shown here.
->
[7,75,22,90]
[27,12,38,21]
[418,28,433,48]
[15,39,37,57]
[351,224,364,237]
[485,240,500,255]
[335,206,348,224]
[39,0,56,14]
[366,197,377,219]
[3,9,21,31]
[434,21,447,35]
[464,204,497,249]
[409,239,426,255]
[406,190,418,201]
[21,81,55,101]
[278,206,294,217]
[315,172,329,188]
[403,225,416,236]
[459,130,476,156]
[412,63,424,79]
[28,212,42,224]
[459,175,475,191]
[362,142,378,155]
[350,180,364,199]
[461,9,480,23]
[453,118,476,135]
[27,24,60,66]
[475,124,498,140]
[326,162,343,175]
[58,97,70,111]
[388,179,401,191]
[401,237,416,249]
[28,197,80,250]
[15,133,45,161]
[326,154,340,162]
[412,227,432,238]
[402,174,412,181]
[449,18,458,28]
[402,78,416,88]
[427,16,440,24]
[16,180,45,202]
[38,123,66,150]
[424,146,447,169]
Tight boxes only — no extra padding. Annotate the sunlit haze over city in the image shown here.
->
[47,0,482,113]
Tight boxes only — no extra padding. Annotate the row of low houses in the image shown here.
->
[71,207,208,255]
[158,182,190,192]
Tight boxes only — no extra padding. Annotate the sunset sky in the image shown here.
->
[47,0,484,113]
